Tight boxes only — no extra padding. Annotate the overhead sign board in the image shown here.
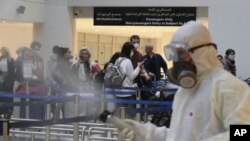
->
[94,7,196,26]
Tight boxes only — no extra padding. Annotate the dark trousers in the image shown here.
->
[115,95,136,119]
[20,99,45,119]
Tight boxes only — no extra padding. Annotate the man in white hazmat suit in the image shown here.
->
[117,21,250,141]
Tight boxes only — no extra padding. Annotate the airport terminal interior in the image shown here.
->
[0,0,250,141]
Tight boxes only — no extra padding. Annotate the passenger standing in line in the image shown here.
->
[130,35,144,87]
[46,46,59,118]
[102,52,121,112]
[51,47,73,119]
[14,47,34,119]
[130,35,144,69]
[69,48,93,90]
[47,46,59,85]
[29,41,46,119]
[115,42,143,118]
[223,49,236,76]
[143,43,168,81]
[0,47,15,117]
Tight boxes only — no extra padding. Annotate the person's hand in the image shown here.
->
[117,119,147,141]
[13,81,22,93]
[137,61,144,68]
[148,72,155,78]
[118,128,135,141]
[141,71,150,80]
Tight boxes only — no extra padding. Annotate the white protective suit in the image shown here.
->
[121,21,250,141]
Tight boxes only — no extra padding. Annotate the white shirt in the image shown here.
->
[78,64,86,82]
[0,58,8,72]
[115,57,140,97]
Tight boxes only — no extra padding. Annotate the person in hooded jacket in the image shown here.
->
[223,49,236,76]
[114,21,250,141]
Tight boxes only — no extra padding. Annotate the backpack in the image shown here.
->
[104,58,126,87]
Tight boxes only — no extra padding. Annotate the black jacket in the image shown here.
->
[0,58,15,115]
[0,58,15,91]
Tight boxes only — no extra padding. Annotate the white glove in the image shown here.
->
[118,119,147,141]
[155,91,161,98]
[13,81,21,93]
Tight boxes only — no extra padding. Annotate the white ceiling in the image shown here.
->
[75,18,179,38]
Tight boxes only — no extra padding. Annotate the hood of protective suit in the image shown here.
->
[170,21,221,80]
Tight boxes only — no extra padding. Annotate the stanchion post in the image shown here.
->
[136,90,141,122]
[120,107,126,119]
[144,104,148,123]
[1,117,9,141]
[100,84,105,113]
[25,81,29,119]
[46,87,52,141]
[74,95,80,141]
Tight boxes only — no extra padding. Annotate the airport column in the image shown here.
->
[33,0,75,61]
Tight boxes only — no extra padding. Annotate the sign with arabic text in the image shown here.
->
[94,7,196,26]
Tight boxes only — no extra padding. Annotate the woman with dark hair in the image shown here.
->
[51,47,72,119]
[118,42,143,88]
[114,42,143,118]
[103,52,121,71]
[223,49,236,75]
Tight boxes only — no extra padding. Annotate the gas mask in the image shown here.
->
[164,42,217,88]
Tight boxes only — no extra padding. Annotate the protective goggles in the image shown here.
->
[164,43,217,62]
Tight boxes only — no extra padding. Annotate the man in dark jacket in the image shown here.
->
[143,43,168,81]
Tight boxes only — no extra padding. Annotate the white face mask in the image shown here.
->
[228,55,235,60]
[133,43,140,49]
[130,51,134,58]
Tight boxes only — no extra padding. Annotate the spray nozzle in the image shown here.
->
[99,110,112,123]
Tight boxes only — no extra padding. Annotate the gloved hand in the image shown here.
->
[13,81,21,93]
[117,119,147,141]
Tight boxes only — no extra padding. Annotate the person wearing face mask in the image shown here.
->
[130,35,144,88]
[114,42,143,118]
[29,41,46,119]
[109,21,250,141]
[223,49,236,76]
[30,41,44,82]
[130,35,144,69]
